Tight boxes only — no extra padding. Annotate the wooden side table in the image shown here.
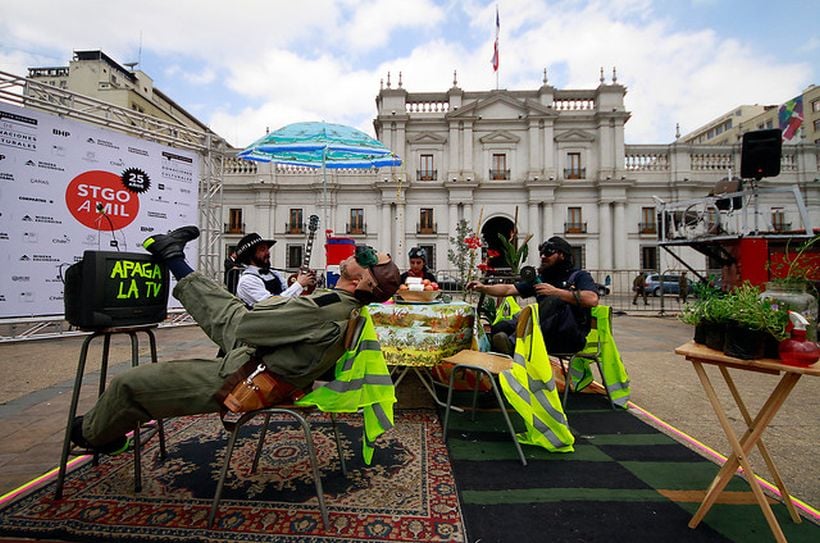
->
[674,341,819,542]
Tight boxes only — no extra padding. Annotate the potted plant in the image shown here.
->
[722,282,789,360]
[680,279,723,344]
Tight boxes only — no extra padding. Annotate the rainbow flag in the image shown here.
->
[778,95,803,141]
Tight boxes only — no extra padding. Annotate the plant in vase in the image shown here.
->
[681,280,733,349]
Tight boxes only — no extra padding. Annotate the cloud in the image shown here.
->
[0,0,814,147]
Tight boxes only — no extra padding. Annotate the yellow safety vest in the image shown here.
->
[499,304,575,453]
[297,307,396,464]
[569,305,631,408]
[492,296,522,325]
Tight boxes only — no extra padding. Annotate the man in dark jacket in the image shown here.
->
[467,236,598,355]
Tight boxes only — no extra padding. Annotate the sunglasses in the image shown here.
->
[539,242,558,257]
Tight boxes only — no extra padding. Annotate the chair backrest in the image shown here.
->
[581,305,612,357]
[515,305,534,339]
[343,309,365,351]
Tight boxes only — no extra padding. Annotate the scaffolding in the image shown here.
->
[0,70,227,341]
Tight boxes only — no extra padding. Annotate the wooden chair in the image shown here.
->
[207,315,368,529]
[553,306,616,410]
[441,349,527,466]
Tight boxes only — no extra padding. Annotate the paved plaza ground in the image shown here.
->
[0,313,817,510]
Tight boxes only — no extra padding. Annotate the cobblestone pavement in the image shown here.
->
[0,316,817,510]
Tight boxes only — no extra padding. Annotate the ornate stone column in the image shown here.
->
[613,201,626,270]
[598,201,612,270]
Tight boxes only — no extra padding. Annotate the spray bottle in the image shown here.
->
[778,311,820,367]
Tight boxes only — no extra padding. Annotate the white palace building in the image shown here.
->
[221,70,820,284]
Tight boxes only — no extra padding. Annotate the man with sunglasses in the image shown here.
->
[70,226,400,455]
[467,236,598,356]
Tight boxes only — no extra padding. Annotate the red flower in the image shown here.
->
[487,249,501,258]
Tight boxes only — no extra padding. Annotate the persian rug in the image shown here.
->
[443,393,819,543]
[0,410,465,543]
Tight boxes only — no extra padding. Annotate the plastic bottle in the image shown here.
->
[778,311,820,367]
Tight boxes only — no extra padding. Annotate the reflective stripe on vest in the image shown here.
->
[499,303,574,453]
[569,305,631,408]
[492,296,522,325]
[297,306,396,464]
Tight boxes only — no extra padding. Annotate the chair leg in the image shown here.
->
[561,357,572,408]
[485,369,527,467]
[209,409,330,530]
[55,332,98,499]
[251,413,273,474]
[286,410,330,530]
[129,332,142,492]
[442,369,459,442]
[595,360,617,410]
[145,329,167,458]
[208,411,251,528]
[330,413,347,477]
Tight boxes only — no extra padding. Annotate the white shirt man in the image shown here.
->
[233,233,315,307]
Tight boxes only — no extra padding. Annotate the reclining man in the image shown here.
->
[71,226,400,454]
[466,236,598,356]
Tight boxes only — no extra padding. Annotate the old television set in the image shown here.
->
[64,250,170,329]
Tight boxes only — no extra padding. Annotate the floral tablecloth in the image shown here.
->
[368,301,475,367]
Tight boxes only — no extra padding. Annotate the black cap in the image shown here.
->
[235,233,276,264]
[539,236,572,257]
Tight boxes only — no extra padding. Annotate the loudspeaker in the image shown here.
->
[740,129,781,180]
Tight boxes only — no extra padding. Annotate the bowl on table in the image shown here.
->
[395,289,440,303]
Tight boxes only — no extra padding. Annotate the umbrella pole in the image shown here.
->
[322,147,329,235]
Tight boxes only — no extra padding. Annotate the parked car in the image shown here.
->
[644,273,694,297]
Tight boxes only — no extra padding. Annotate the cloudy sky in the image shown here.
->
[1,0,817,148]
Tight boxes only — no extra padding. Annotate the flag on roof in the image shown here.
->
[778,95,803,141]
[491,7,500,72]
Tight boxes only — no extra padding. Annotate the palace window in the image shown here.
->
[418,208,435,234]
[288,208,304,234]
[490,153,509,180]
[565,207,586,233]
[639,207,657,234]
[419,244,436,270]
[348,208,365,235]
[418,154,436,181]
[227,208,244,234]
[641,246,658,271]
[565,153,585,179]
[287,244,303,269]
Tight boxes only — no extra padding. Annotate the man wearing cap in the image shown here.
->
[467,236,598,356]
[70,226,400,454]
[400,247,437,284]
[234,232,315,307]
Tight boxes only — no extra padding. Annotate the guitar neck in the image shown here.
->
[301,234,315,271]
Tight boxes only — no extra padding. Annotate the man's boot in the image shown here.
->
[142,226,200,261]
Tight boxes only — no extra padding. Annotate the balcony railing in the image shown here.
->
[638,222,657,235]
[346,223,367,235]
[564,222,588,234]
[417,223,437,235]
[416,169,438,181]
[564,168,586,179]
[489,169,510,180]
[284,222,305,235]
[224,222,245,235]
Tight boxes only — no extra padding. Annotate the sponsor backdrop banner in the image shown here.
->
[0,103,199,318]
